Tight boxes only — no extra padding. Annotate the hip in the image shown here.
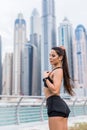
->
[46,95,70,117]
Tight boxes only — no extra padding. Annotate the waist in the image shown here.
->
[47,95,61,101]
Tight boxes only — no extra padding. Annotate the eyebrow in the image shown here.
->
[49,53,56,56]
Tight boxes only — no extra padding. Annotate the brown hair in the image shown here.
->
[52,46,74,96]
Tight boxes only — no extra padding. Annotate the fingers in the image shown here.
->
[43,71,50,77]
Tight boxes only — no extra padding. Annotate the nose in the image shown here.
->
[49,55,52,59]
[49,56,53,61]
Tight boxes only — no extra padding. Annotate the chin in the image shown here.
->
[50,63,54,66]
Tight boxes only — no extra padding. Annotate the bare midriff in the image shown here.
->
[44,87,60,99]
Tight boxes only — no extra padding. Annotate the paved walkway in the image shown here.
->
[1,116,87,130]
[0,121,48,130]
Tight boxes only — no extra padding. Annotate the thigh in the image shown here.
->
[63,118,68,130]
[48,117,65,130]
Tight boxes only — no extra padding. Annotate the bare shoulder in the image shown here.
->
[52,68,63,79]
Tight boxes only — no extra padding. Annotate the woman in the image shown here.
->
[43,46,74,130]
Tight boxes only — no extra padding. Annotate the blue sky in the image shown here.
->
[0,0,87,60]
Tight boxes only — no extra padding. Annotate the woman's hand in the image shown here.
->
[43,71,50,78]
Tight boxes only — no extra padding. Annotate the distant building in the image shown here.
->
[12,13,26,95]
[30,8,41,36]
[73,25,87,96]
[41,0,57,95]
[23,8,41,95]
[42,0,57,71]
[58,17,74,79]
[24,42,41,95]
[0,36,2,95]
[23,42,32,95]
[2,53,13,95]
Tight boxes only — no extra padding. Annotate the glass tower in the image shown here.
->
[42,0,57,71]
[13,13,26,95]
[58,17,74,79]
[74,25,87,96]
[0,36,2,95]
[30,9,41,95]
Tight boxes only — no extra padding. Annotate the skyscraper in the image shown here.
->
[42,0,57,71]
[2,53,13,95]
[0,36,2,95]
[30,8,41,95]
[24,42,41,95]
[73,25,87,96]
[23,42,33,95]
[30,8,41,36]
[58,17,74,79]
[12,13,26,95]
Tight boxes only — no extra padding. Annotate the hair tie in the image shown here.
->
[59,46,65,50]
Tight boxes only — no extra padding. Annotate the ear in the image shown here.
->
[59,56,63,61]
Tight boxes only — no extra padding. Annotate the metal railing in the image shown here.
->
[0,95,87,126]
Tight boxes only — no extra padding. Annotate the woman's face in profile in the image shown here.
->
[49,49,59,65]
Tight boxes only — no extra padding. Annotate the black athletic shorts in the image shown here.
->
[46,95,70,118]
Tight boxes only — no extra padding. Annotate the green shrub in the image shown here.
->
[69,122,87,130]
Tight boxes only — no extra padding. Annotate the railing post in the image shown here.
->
[83,98,87,115]
[16,97,23,125]
[40,97,46,121]
[72,98,77,116]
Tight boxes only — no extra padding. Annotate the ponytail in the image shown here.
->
[52,46,74,96]
[62,50,74,96]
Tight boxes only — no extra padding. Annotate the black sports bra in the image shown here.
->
[43,67,62,88]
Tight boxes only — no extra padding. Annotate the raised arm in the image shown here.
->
[45,69,63,94]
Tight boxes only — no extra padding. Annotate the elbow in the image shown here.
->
[48,84,60,94]
[52,89,59,94]
[51,85,60,94]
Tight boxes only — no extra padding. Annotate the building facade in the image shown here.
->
[12,13,26,95]
[58,17,74,79]
[0,36,2,95]
[42,0,57,71]
[2,53,13,95]
[24,42,41,95]
[30,9,41,95]
[23,43,33,95]
[73,25,87,96]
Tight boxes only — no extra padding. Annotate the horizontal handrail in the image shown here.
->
[0,95,87,126]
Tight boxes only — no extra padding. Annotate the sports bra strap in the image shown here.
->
[52,67,62,72]
[48,67,63,77]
